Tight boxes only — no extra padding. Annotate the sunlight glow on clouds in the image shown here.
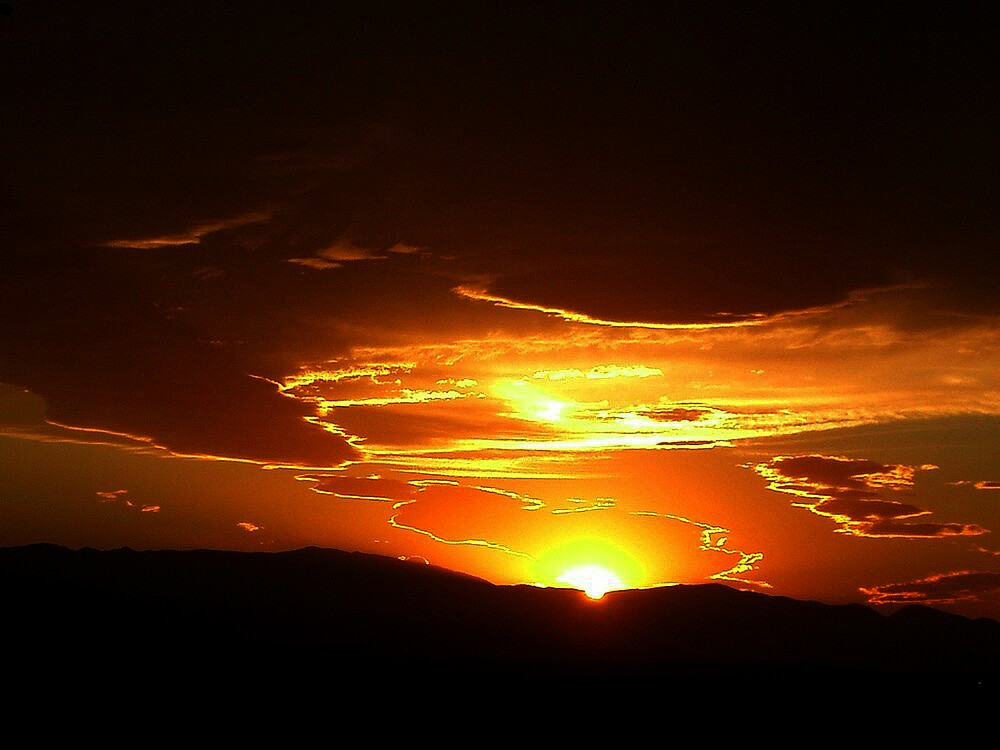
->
[276,303,1000,471]
[375,479,767,589]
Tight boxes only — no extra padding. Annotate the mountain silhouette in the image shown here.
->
[3,543,997,699]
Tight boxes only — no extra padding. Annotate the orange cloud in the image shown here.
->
[267,297,1000,478]
[950,480,1000,491]
[96,489,129,502]
[753,455,987,538]
[96,489,159,513]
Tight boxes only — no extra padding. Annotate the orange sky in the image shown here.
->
[2,4,1000,618]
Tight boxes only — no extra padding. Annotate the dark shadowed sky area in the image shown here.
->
[3,3,1000,619]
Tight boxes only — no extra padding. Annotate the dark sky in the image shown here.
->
[6,2,998,317]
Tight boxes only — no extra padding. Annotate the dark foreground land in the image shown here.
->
[3,544,998,701]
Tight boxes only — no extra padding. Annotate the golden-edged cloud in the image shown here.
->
[862,570,1000,606]
[753,455,987,538]
[297,473,417,502]
[271,292,1000,477]
[453,284,767,329]
[531,365,663,381]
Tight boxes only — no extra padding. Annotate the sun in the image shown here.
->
[556,563,625,599]
[534,537,643,599]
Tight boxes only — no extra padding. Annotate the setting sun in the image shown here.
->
[533,538,644,598]
[557,564,624,599]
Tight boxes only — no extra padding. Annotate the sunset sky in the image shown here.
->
[3,3,1000,618]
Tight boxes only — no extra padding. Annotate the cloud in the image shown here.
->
[296,474,417,502]
[759,454,923,492]
[862,570,1000,605]
[454,285,765,330]
[237,522,263,532]
[280,332,961,463]
[754,455,987,538]
[531,368,584,381]
[2,356,356,470]
[96,489,159,513]
[952,480,1000,490]
[285,256,344,271]
[288,240,423,270]
[550,496,616,515]
[38,364,357,468]
[861,520,984,537]
[655,439,725,448]
[97,489,129,502]
[531,365,662,381]
[313,241,385,262]
[638,407,714,422]
[0,248,361,468]
[103,212,269,249]
[436,378,478,387]
[387,243,424,255]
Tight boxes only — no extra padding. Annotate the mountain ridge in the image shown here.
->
[3,543,997,690]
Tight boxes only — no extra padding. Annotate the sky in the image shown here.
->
[3,3,1000,618]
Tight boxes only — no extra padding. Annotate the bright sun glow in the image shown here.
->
[492,379,572,423]
[557,564,624,599]
[535,538,643,599]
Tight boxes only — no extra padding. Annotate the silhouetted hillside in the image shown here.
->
[3,544,997,694]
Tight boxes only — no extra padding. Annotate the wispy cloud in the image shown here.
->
[103,212,269,249]
[532,365,662,380]
[96,488,160,513]
[296,473,416,502]
[454,284,766,330]
[96,489,129,502]
[950,480,1000,491]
